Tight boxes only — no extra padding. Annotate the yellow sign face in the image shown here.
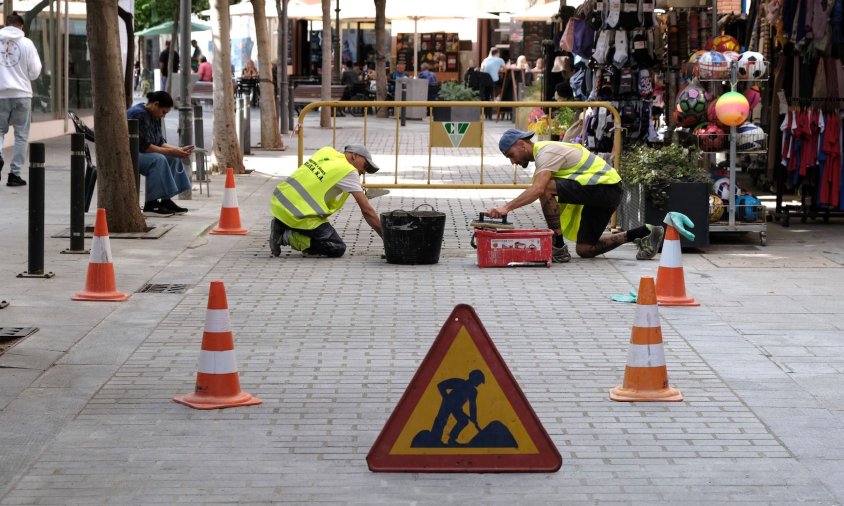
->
[430,121,483,148]
[389,326,539,455]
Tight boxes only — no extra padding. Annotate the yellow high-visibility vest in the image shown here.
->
[533,141,620,241]
[270,147,357,230]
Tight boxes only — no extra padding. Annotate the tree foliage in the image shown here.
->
[135,0,211,30]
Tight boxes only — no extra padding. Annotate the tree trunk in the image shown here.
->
[252,0,283,149]
[117,7,134,109]
[86,0,146,233]
[374,0,388,118]
[320,0,331,127]
[210,0,245,173]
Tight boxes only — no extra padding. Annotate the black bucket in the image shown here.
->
[381,204,446,265]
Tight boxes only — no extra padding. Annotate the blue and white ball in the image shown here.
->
[714,177,741,200]
[736,122,765,151]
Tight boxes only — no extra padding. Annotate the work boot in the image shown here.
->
[269,219,291,257]
[634,225,664,260]
[552,243,571,263]
[7,173,26,187]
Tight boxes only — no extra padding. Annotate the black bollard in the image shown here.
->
[18,143,54,278]
[128,119,139,203]
[243,96,251,155]
[235,96,243,155]
[62,133,88,254]
[400,82,407,127]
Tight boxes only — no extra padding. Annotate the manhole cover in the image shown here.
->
[0,327,39,341]
[137,283,190,294]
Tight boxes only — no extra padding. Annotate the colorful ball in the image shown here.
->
[738,51,768,80]
[736,122,765,151]
[695,123,728,152]
[675,84,709,127]
[714,177,741,200]
[709,194,725,222]
[698,51,730,80]
[715,91,750,126]
[712,34,740,52]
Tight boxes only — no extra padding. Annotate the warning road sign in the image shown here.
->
[367,304,562,472]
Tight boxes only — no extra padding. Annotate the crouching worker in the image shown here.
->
[486,129,664,262]
[127,91,193,216]
[269,145,382,257]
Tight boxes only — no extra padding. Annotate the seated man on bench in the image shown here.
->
[127,91,193,216]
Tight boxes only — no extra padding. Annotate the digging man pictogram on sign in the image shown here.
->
[411,369,517,448]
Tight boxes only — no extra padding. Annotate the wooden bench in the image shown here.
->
[292,84,346,112]
[191,80,214,104]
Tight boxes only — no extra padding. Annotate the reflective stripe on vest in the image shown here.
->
[533,141,621,186]
[270,147,356,230]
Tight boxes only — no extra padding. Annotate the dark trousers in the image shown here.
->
[277,218,347,257]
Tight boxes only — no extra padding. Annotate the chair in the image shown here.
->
[475,73,495,119]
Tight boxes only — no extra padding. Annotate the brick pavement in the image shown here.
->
[1,111,843,504]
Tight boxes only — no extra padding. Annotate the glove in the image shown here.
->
[611,290,638,303]
[664,211,695,241]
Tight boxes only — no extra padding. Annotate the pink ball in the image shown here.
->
[715,91,750,127]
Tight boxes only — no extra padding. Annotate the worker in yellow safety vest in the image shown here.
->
[486,129,664,262]
[270,144,382,258]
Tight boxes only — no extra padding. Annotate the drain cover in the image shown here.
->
[0,327,39,341]
[137,283,190,294]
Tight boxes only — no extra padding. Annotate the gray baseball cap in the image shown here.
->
[344,144,380,174]
[499,129,535,155]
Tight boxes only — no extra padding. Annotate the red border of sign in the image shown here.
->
[367,304,562,472]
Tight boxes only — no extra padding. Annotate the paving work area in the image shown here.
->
[0,110,843,504]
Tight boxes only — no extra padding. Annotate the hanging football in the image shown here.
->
[715,91,750,126]
[694,123,728,152]
[736,122,765,151]
[675,84,709,127]
[697,51,730,80]
[737,51,768,80]
[712,34,740,52]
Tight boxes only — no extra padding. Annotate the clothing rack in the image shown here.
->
[774,97,844,226]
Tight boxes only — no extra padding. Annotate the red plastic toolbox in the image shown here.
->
[473,228,553,267]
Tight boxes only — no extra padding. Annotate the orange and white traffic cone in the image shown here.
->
[72,208,128,302]
[610,276,683,402]
[174,280,261,410]
[210,167,249,235]
[655,224,699,306]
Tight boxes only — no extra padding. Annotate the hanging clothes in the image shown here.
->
[820,111,841,206]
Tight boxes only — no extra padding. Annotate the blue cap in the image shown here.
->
[498,129,534,155]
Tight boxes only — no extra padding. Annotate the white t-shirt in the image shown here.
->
[324,171,363,204]
[534,143,584,175]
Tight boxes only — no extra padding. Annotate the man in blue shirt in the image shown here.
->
[481,48,506,90]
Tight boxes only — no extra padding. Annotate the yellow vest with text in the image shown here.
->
[533,141,620,241]
[270,147,357,230]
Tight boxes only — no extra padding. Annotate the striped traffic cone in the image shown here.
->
[655,224,699,306]
[610,276,683,402]
[210,167,249,235]
[174,280,261,410]
[72,208,128,302]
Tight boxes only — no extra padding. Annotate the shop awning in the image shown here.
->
[135,20,212,37]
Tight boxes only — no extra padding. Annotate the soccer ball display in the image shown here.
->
[709,194,725,222]
[675,84,709,127]
[695,123,728,152]
[697,51,729,79]
[712,34,740,52]
[738,51,768,80]
[736,122,765,151]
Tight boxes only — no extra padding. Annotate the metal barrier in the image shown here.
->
[297,100,622,189]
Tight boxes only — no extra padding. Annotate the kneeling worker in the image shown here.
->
[486,129,663,262]
[270,145,382,257]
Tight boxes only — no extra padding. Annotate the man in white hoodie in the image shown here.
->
[0,13,42,187]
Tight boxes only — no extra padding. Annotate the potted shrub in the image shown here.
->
[618,143,712,248]
[433,81,481,122]
[527,106,576,141]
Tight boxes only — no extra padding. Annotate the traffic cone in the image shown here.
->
[72,208,128,302]
[655,224,699,306]
[210,167,249,235]
[610,276,683,402]
[174,280,262,410]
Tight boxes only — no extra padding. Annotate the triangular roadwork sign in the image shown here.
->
[367,304,562,472]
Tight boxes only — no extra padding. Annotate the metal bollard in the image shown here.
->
[288,81,295,131]
[400,82,407,127]
[243,96,251,155]
[62,134,87,254]
[235,96,244,155]
[18,143,54,278]
[193,105,208,195]
[128,119,139,202]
